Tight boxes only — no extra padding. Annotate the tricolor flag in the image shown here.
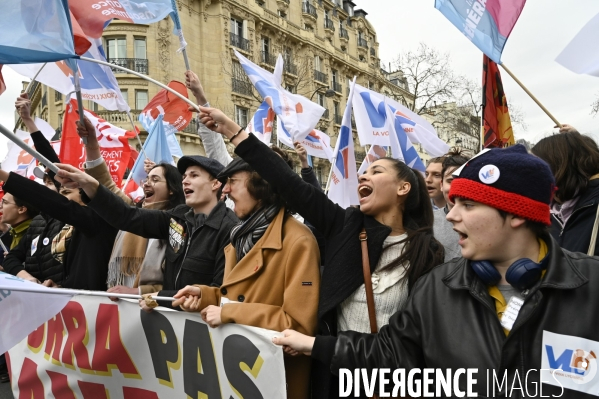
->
[435,0,526,64]
[247,101,276,145]
[482,55,514,148]
[277,119,334,161]
[0,0,77,64]
[353,83,448,158]
[328,78,359,208]
[138,81,189,157]
[388,106,427,172]
[69,0,174,39]
[9,38,129,111]
[1,118,58,180]
[234,49,324,142]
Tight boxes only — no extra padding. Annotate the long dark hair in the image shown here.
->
[531,133,599,202]
[377,157,445,290]
[142,163,185,209]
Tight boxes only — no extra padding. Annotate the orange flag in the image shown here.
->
[482,55,514,148]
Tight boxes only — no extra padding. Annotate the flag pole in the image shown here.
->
[126,111,148,159]
[23,63,47,94]
[0,123,59,174]
[72,61,88,145]
[80,56,200,112]
[0,284,174,302]
[499,63,562,128]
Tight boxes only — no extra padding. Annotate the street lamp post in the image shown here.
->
[309,87,335,101]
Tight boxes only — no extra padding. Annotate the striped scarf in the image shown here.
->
[230,204,280,261]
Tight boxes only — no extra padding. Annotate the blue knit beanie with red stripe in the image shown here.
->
[448,144,555,225]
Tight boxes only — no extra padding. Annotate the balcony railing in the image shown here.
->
[108,58,148,75]
[357,38,368,48]
[284,62,298,75]
[94,110,142,124]
[314,70,328,83]
[108,58,148,74]
[302,2,317,18]
[230,32,250,51]
[183,118,198,134]
[370,47,376,57]
[232,78,253,96]
[339,27,349,39]
[334,114,342,125]
[324,19,335,31]
[26,81,39,99]
[261,51,277,67]
[332,81,342,93]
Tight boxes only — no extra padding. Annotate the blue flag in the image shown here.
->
[0,0,76,64]
[130,115,175,185]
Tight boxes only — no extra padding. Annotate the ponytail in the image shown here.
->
[379,158,445,290]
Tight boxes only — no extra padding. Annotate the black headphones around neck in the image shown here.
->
[471,256,548,291]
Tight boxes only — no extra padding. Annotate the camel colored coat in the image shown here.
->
[196,207,320,399]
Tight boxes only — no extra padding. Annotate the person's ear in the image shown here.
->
[396,181,411,197]
[509,215,527,229]
[212,179,222,191]
[17,206,27,216]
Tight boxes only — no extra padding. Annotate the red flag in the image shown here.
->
[0,65,6,96]
[140,81,193,133]
[69,11,92,56]
[60,99,135,186]
[482,55,514,148]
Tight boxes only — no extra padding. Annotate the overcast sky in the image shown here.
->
[1,1,598,159]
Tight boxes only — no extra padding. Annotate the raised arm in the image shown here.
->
[197,106,347,238]
[186,70,233,166]
[54,164,171,240]
[0,171,101,236]
[16,93,60,187]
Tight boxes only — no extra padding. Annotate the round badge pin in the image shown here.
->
[479,164,500,184]
[43,237,50,246]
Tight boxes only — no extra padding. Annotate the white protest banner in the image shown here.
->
[8,296,286,398]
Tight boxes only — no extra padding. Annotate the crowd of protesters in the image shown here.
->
[2,71,599,398]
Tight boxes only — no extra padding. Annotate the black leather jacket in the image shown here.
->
[316,237,599,398]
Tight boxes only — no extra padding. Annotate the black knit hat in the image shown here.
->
[177,155,224,178]
[448,144,555,225]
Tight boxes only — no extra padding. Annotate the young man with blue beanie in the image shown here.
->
[276,144,599,398]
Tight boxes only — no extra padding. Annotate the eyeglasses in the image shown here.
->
[0,199,16,207]
[141,177,166,186]
[224,177,246,186]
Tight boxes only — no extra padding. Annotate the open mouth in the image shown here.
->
[454,229,468,243]
[184,188,194,196]
[358,185,373,199]
[427,185,436,192]
[143,189,154,199]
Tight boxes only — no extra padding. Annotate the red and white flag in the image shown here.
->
[60,99,136,186]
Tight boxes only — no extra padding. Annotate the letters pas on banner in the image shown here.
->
[7,296,286,398]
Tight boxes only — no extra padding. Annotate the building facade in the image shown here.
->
[17,0,415,187]
[421,102,481,157]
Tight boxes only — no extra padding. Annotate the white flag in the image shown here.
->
[0,272,73,354]
[556,12,599,77]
